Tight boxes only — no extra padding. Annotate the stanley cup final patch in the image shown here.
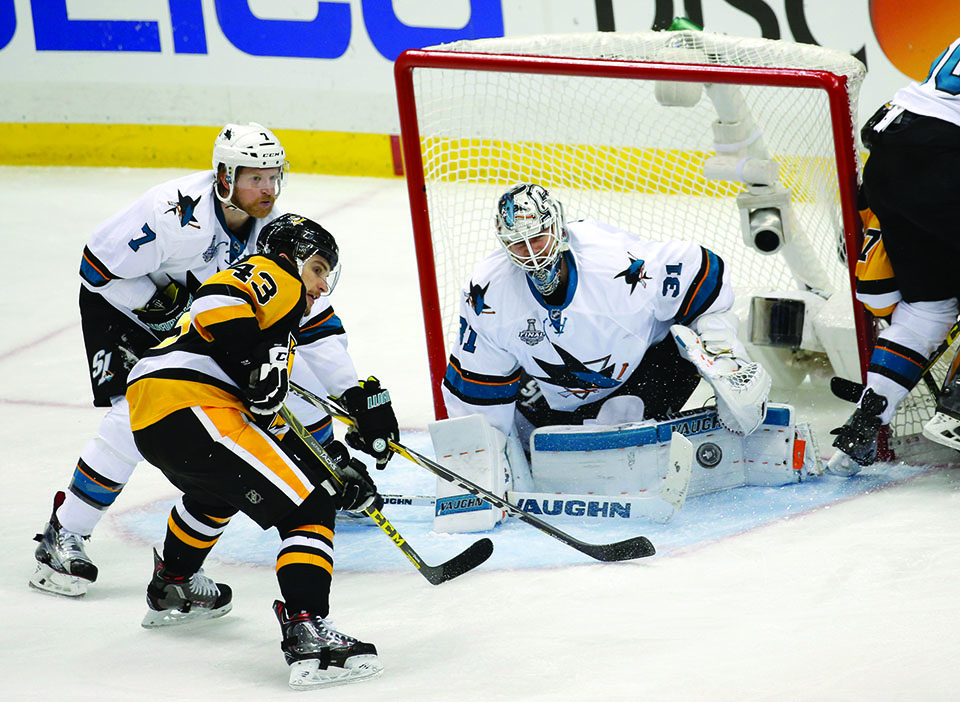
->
[518,318,546,346]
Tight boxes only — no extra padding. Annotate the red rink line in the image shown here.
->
[0,322,77,363]
[0,323,91,409]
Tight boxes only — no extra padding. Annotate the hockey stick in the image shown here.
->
[277,405,493,585]
[831,319,960,403]
[289,382,657,562]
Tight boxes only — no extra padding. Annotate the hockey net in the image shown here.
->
[394,29,941,444]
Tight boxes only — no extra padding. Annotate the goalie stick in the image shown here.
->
[289,382,657,562]
[277,405,493,585]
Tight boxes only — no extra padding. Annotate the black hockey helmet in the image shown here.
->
[258,214,340,293]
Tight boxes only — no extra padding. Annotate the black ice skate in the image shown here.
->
[273,600,383,690]
[141,548,232,628]
[30,491,98,598]
[826,388,888,476]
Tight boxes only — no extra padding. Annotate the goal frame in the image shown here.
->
[394,48,868,420]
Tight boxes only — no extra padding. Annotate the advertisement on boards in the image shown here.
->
[0,1,958,172]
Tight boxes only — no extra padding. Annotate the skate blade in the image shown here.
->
[922,413,960,452]
[29,563,89,598]
[824,452,861,477]
[288,655,384,690]
[141,602,233,629]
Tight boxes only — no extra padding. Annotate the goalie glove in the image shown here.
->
[671,322,771,435]
[322,440,382,513]
[245,344,290,418]
[339,377,399,469]
[134,280,193,333]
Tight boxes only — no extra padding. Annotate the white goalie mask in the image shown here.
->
[212,122,289,203]
[495,183,568,294]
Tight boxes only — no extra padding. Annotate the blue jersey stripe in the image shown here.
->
[79,246,116,287]
[443,358,519,405]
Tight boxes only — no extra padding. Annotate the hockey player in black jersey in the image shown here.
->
[31,123,398,598]
[828,37,960,475]
[126,214,384,689]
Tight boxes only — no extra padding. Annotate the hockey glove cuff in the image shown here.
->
[339,377,399,469]
[323,440,382,513]
[134,280,193,333]
[246,344,290,418]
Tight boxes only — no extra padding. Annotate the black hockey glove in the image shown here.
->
[134,280,193,333]
[245,344,290,418]
[323,440,383,514]
[339,377,399,469]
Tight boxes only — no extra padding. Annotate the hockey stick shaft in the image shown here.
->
[289,382,656,562]
[278,405,492,584]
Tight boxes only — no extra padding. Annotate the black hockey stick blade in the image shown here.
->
[830,376,864,404]
[419,537,494,584]
[581,535,656,562]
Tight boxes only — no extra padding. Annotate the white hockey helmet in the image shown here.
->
[495,183,568,293]
[212,122,288,203]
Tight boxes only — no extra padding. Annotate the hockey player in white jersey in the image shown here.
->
[828,36,960,475]
[429,183,812,532]
[31,124,398,597]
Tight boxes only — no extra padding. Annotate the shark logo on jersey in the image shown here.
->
[615,253,651,293]
[466,280,494,315]
[532,342,620,397]
[165,191,202,229]
[518,318,546,346]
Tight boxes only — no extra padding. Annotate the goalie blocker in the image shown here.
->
[429,404,821,533]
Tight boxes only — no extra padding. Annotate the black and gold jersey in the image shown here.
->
[855,206,900,317]
[127,253,305,431]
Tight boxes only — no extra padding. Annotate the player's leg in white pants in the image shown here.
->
[867,299,959,424]
[57,395,144,535]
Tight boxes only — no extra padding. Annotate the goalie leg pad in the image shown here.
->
[429,414,522,533]
[528,404,812,500]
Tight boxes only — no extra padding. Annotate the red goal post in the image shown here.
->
[394,31,868,422]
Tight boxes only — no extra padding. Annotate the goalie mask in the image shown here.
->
[213,122,289,203]
[495,183,569,295]
[258,214,341,295]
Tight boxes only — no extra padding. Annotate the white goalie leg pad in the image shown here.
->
[512,432,693,523]
[429,414,520,533]
[671,320,772,436]
[526,403,812,505]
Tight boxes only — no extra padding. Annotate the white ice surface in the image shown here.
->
[2,168,960,701]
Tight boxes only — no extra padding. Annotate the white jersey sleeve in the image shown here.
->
[647,239,735,327]
[293,299,358,397]
[441,280,522,437]
[287,299,358,444]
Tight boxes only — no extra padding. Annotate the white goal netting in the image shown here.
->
[398,29,943,442]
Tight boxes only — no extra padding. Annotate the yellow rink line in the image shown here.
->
[0,123,405,178]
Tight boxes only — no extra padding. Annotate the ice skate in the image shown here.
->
[141,548,232,628]
[922,411,960,452]
[274,600,383,690]
[29,491,98,598]
[826,388,888,476]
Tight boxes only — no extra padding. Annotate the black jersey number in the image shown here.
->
[232,264,279,304]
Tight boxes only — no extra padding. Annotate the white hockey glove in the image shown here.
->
[246,345,290,417]
[671,320,771,436]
